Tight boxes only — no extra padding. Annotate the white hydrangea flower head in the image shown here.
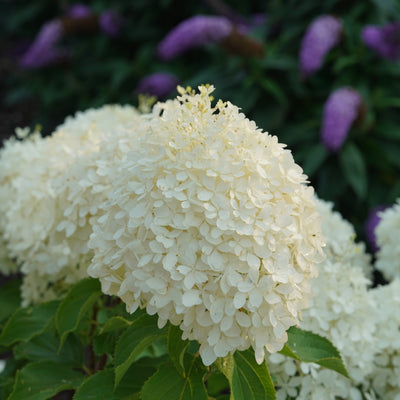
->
[375,199,400,281]
[88,85,325,366]
[0,105,140,304]
[268,198,376,399]
[314,197,372,278]
[366,279,400,399]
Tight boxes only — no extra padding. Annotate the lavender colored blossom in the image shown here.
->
[135,73,179,98]
[19,19,68,69]
[300,15,342,77]
[99,10,123,36]
[365,206,388,253]
[157,15,233,61]
[320,88,362,152]
[361,23,400,61]
[66,4,92,18]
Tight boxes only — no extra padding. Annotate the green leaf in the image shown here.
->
[339,142,368,199]
[259,78,288,107]
[114,313,168,387]
[168,324,189,376]
[74,358,161,400]
[217,349,276,400]
[99,315,137,335]
[0,301,59,347]
[141,355,208,400]
[14,326,83,366]
[0,278,22,323]
[205,370,229,397]
[280,326,350,378]
[8,360,84,400]
[55,278,101,347]
[301,143,329,177]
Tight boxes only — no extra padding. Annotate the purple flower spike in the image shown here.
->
[300,15,342,78]
[320,88,362,152]
[19,19,68,69]
[157,15,233,61]
[135,73,179,99]
[67,4,92,18]
[361,23,400,61]
[99,10,124,37]
[365,206,388,253]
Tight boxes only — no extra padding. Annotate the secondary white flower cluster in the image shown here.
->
[268,198,375,399]
[88,85,325,366]
[367,279,400,399]
[375,199,400,281]
[268,198,400,399]
[0,105,140,305]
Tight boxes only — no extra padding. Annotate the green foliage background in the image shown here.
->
[2,0,400,245]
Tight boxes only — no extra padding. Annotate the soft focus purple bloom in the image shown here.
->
[365,206,388,253]
[99,10,124,36]
[300,15,342,77]
[19,19,68,69]
[320,88,362,152]
[66,4,92,18]
[135,73,179,98]
[361,23,400,61]
[157,15,233,61]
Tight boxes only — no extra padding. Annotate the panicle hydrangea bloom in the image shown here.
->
[268,198,375,399]
[365,205,388,253]
[99,10,123,36]
[320,87,362,152]
[135,73,179,99]
[375,199,400,281]
[315,198,372,278]
[88,85,325,366]
[299,15,342,78]
[19,19,68,69]
[0,105,140,305]
[367,279,400,399]
[361,23,400,61]
[157,15,233,60]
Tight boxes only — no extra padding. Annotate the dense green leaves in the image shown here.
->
[216,349,276,400]
[74,359,159,400]
[8,360,84,400]
[55,278,101,347]
[167,324,189,376]
[141,355,208,400]
[280,326,350,379]
[114,312,168,387]
[0,301,59,347]
[0,279,21,323]
[339,142,368,200]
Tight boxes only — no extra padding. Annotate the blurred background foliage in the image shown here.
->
[1,0,400,253]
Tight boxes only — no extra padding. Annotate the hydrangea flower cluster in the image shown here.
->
[0,105,140,305]
[88,85,325,366]
[268,198,376,399]
[361,23,400,61]
[367,279,400,399]
[157,15,233,60]
[320,87,362,152]
[299,15,342,78]
[375,199,400,281]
